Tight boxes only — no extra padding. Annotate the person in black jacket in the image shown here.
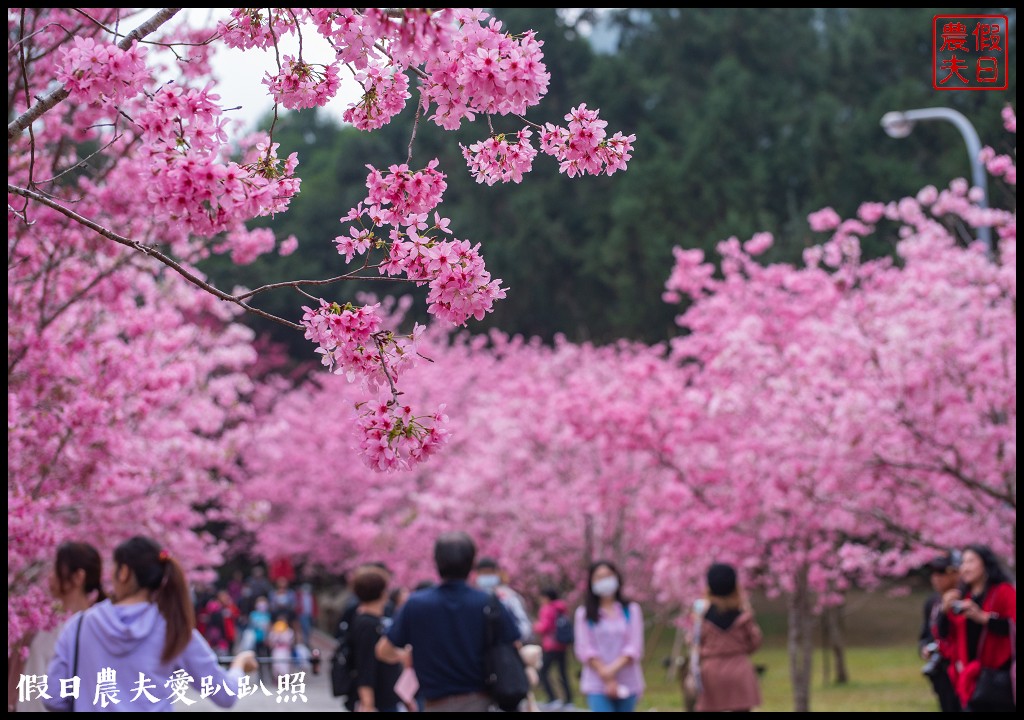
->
[919,551,962,712]
[349,566,407,712]
[335,562,396,710]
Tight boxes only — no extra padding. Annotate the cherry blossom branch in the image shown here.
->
[38,256,135,333]
[7,183,301,331]
[7,20,70,54]
[72,7,133,41]
[871,453,1012,508]
[372,333,401,402]
[285,8,303,58]
[406,102,422,165]
[513,113,545,131]
[8,7,182,141]
[233,255,407,302]
[33,127,127,185]
[15,10,37,213]
[73,6,219,61]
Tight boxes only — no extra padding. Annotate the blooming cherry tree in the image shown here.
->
[651,107,1015,710]
[234,109,1015,713]
[7,6,633,648]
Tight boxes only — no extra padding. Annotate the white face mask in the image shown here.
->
[476,574,500,590]
[591,576,619,598]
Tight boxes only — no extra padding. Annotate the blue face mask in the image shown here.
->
[476,574,500,590]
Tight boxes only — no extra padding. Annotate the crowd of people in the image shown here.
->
[191,564,319,684]
[7,532,1016,713]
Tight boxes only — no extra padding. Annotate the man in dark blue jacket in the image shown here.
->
[376,531,520,712]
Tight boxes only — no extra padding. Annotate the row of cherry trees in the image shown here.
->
[237,112,1015,710]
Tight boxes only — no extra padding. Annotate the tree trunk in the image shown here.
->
[825,604,849,684]
[583,514,594,570]
[787,567,814,712]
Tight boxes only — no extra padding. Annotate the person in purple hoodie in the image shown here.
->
[44,535,258,712]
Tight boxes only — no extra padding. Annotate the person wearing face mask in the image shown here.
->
[573,560,645,712]
[474,557,534,643]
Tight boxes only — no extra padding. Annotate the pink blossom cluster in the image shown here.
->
[7,6,644,646]
[308,8,386,70]
[539,105,636,177]
[355,392,450,472]
[134,82,227,154]
[370,8,451,69]
[1002,105,1016,133]
[213,227,275,266]
[343,66,412,130]
[807,206,842,232]
[385,236,508,326]
[662,247,716,303]
[134,102,301,239]
[263,56,341,110]
[301,299,385,379]
[217,8,295,50]
[299,299,445,468]
[419,9,551,130]
[980,146,1017,186]
[57,37,148,105]
[744,231,774,256]
[363,160,447,225]
[343,164,508,326]
[334,221,375,262]
[300,299,424,384]
[308,8,453,75]
[461,129,538,185]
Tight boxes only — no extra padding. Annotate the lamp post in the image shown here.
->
[880,107,992,256]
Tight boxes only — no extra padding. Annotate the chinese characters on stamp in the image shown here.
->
[933,15,1009,91]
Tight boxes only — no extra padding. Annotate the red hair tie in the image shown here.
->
[158,549,170,563]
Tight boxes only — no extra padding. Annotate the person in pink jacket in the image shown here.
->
[693,562,763,712]
[533,586,574,710]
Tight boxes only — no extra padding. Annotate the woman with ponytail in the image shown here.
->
[9,542,106,711]
[43,536,257,712]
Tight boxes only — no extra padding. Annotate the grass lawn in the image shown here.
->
[634,643,938,712]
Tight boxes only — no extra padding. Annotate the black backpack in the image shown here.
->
[330,619,357,703]
[482,594,530,711]
[554,609,574,645]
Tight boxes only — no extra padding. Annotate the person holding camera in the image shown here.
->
[919,551,962,712]
[937,544,1016,712]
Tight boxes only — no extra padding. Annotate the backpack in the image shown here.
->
[554,609,574,645]
[330,619,357,702]
[483,594,530,711]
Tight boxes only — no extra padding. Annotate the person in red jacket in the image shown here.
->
[533,586,574,710]
[937,544,1016,712]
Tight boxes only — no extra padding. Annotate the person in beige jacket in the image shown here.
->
[693,563,763,712]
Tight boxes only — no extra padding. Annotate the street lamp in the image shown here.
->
[880,107,992,256]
